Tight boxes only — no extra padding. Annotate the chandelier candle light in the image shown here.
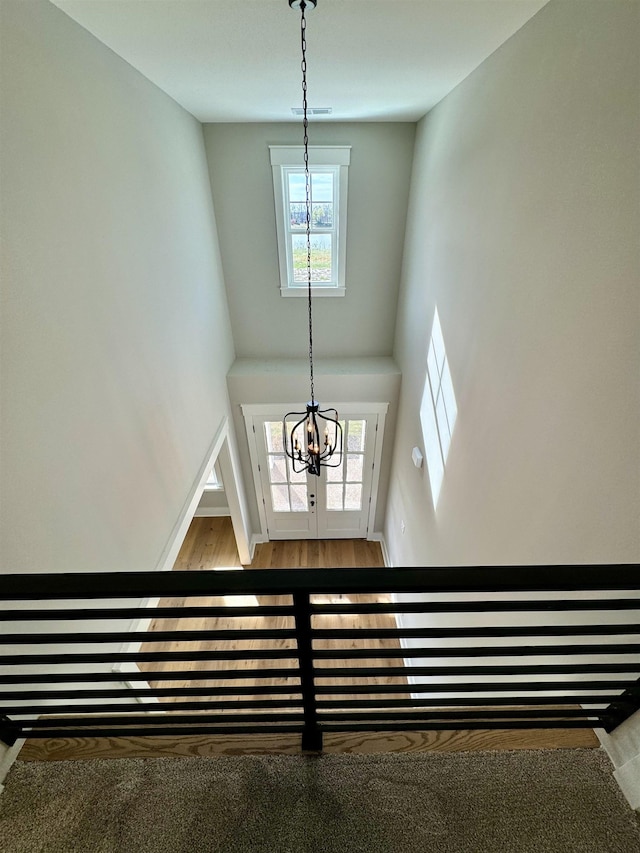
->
[283,0,343,477]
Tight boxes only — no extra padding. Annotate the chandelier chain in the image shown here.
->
[283,0,342,477]
[300,3,314,404]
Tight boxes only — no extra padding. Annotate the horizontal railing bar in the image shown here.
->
[0,649,299,666]
[22,712,306,728]
[0,668,300,684]
[8,681,623,701]
[318,720,600,732]
[1,699,304,716]
[3,694,627,718]
[0,685,303,700]
[9,709,608,728]
[21,724,306,739]
[312,644,640,660]
[8,645,638,668]
[316,695,627,709]
[3,603,638,624]
[311,625,640,640]
[314,680,633,695]
[4,626,638,646]
[317,709,606,722]
[0,629,297,645]
[0,605,294,622]
[314,664,640,678]
[311,600,640,615]
[6,665,636,686]
[2,699,622,723]
[2,566,638,600]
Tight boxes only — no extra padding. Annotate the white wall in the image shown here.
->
[195,488,229,516]
[0,0,236,575]
[203,122,415,359]
[386,0,640,568]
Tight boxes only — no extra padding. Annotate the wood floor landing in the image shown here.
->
[18,727,598,762]
[17,518,599,761]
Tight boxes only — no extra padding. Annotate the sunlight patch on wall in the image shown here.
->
[419,308,458,508]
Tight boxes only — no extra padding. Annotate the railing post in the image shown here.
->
[293,592,322,751]
[0,715,20,747]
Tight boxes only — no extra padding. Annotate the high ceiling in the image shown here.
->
[51,0,549,123]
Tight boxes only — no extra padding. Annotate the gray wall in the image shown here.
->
[386,0,640,568]
[0,0,236,573]
[203,122,415,359]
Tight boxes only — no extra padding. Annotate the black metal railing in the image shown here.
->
[1,565,639,750]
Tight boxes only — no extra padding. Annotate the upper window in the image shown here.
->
[270,145,350,297]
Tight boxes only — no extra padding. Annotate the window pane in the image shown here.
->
[264,422,284,453]
[205,467,222,489]
[269,454,288,484]
[327,459,343,482]
[292,234,333,283]
[290,484,308,512]
[288,460,307,484]
[346,454,363,482]
[290,202,307,229]
[344,483,362,511]
[347,420,366,452]
[311,172,333,202]
[326,483,343,511]
[271,484,290,512]
[288,172,306,202]
[312,203,333,228]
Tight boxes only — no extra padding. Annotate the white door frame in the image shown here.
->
[242,402,387,541]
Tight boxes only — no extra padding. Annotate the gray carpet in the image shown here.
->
[1,750,639,853]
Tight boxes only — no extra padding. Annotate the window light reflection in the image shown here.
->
[420,307,458,508]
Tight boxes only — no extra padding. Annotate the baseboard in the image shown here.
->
[250,533,268,560]
[368,532,391,566]
[193,507,231,517]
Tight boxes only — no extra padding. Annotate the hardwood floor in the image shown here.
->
[139,517,408,707]
[18,517,598,760]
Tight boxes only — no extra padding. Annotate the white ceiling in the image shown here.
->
[52,0,549,123]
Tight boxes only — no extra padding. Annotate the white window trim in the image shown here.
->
[270,145,350,297]
[204,461,224,491]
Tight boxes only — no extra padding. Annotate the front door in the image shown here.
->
[245,407,385,540]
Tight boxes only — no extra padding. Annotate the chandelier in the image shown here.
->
[283,0,343,477]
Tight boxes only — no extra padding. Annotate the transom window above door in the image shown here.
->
[270,145,350,297]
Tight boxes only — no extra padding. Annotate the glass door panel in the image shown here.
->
[316,416,377,539]
[258,421,317,539]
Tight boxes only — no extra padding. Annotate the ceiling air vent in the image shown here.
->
[291,107,332,116]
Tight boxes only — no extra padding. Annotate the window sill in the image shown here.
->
[281,286,346,298]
